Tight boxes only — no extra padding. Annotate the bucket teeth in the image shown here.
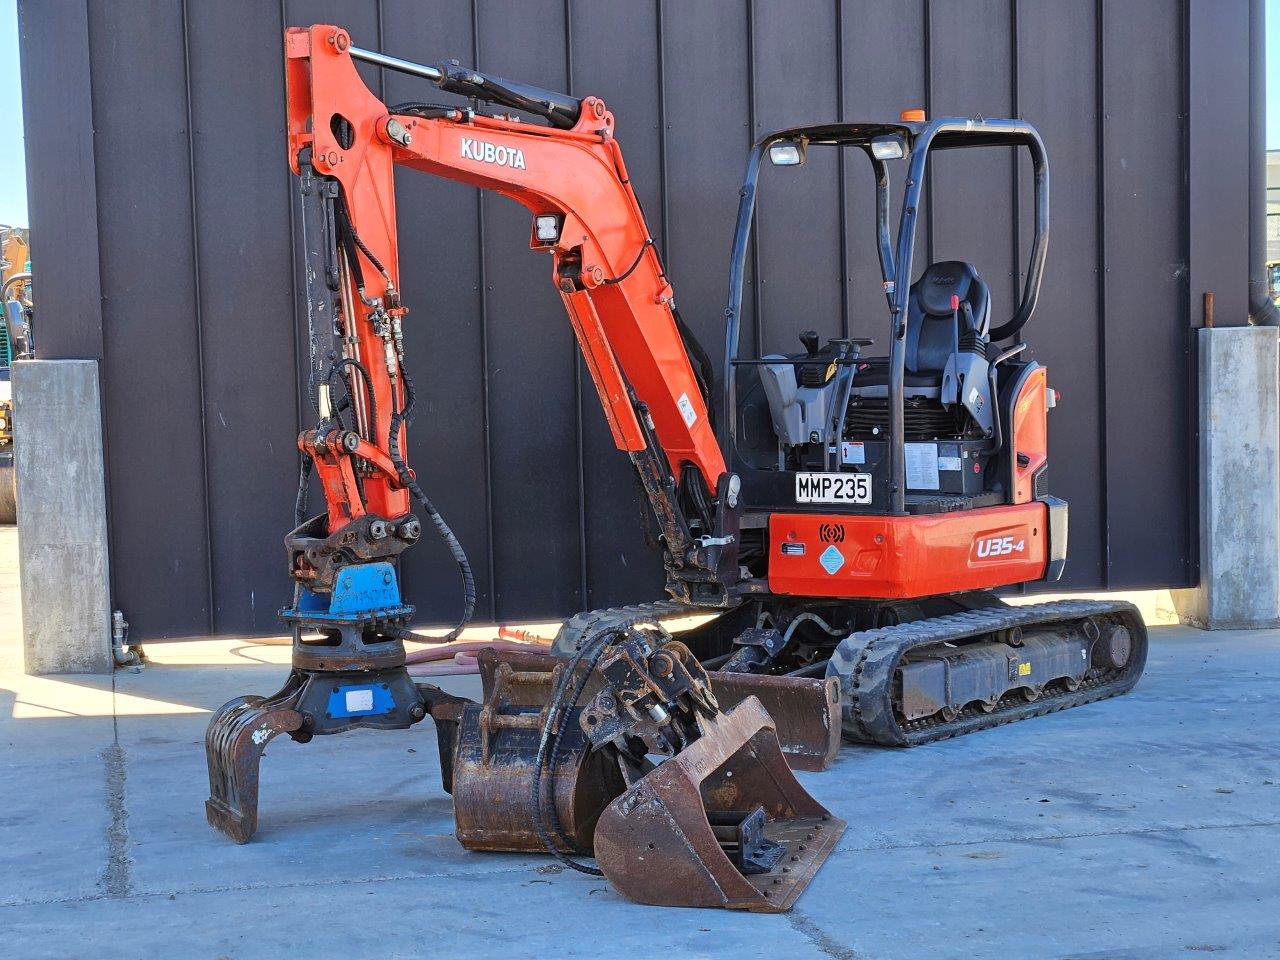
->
[204,689,303,843]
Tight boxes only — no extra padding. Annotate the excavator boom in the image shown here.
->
[282,24,737,605]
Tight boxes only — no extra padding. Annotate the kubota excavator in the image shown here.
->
[205,24,845,913]
[205,25,1146,909]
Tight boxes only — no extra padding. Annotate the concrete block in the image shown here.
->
[1173,327,1280,629]
[12,359,114,673]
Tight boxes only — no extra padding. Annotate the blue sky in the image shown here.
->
[0,1,1278,229]
[1,0,23,226]
[1272,0,1280,156]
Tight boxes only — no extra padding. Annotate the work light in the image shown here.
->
[534,215,561,242]
[870,136,905,160]
[768,141,805,166]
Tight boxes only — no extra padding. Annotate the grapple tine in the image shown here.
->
[204,693,303,843]
[592,696,845,912]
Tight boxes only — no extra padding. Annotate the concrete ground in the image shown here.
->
[1,525,1278,959]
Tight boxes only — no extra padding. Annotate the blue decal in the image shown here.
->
[819,544,845,575]
[328,562,401,615]
[326,683,396,719]
[281,562,414,623]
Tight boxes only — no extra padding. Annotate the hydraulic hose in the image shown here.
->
[781,611,846,647]
[404,641,548,677]
[293,455,312,527]
[389,101,457,118]
[326,356,379,443]
[388,368,476,641]
[332,186,475,640]
[394,633,550,663]
[530,627,615,875]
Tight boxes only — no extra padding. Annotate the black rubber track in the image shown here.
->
[550,600,703,657]
[826,600,1149,747]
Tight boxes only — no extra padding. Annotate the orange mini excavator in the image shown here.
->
[205,25,845,914]
[206,25,1145,908]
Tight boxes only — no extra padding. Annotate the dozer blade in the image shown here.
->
[592,696,845,913]
[204,693,303,843]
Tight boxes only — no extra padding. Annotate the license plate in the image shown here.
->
[795,472,872,505]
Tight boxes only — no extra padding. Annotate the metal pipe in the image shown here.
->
[111,609,140,667]
[349,45,443,83]
[872,158,896,308]
[889,141,930,514]
[722,141,768,461]
[781,612,846,647]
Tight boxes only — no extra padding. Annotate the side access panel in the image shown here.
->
[767,502,1048,598]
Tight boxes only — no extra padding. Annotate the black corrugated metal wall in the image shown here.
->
[21,0,1234,641]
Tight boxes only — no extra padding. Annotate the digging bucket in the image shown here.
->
[592,695,845,912]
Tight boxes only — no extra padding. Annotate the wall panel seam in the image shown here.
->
[565,0,590,608]
[1095,0,1111,587]
[472,0,498,621]
[180,0,216,631]
[72,0,119,608]
[923,0,935,266]
[1180,0,1196,584]
[835,0,850,339]
[282,0,304,481]
[746,0,762,357]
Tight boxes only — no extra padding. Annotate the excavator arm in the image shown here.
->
[284,24,738,605]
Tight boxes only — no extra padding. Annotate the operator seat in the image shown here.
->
[753,261,998,454]
[850,261,991,400]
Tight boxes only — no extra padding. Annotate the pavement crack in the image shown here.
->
[789,909,861,960]
[837,818,1280,854]
[100,743,132,898]
[100,666,132,899]
[0,862,563,909]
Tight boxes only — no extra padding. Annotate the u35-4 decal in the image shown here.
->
[973,534,1027,560]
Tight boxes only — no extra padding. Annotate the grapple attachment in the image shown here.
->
[204,661,432,843]
[592,695,844,912]
[203,563,452,844]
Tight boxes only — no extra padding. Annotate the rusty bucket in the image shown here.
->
[451,657,623,852]
[592,695,845,912]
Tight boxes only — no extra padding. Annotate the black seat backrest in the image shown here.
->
[905,261,990,374]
